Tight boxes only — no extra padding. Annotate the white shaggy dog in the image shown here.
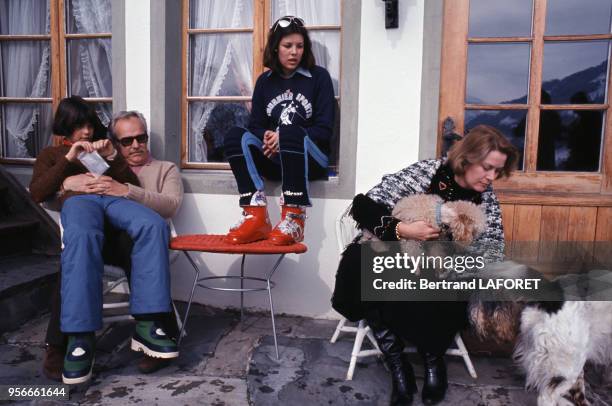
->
[469,262,612,405]
[514,301,612,406]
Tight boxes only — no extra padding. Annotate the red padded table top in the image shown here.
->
[170,234,307,255]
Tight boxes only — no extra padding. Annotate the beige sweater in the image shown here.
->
[125,160,183,219]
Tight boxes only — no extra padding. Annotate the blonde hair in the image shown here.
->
[447,125,518,179]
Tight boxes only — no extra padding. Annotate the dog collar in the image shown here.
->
[435,202,443,226]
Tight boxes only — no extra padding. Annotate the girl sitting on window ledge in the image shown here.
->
[223,15,335,245]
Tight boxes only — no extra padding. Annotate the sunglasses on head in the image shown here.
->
[273,16,305,32]
[117,133,148,147]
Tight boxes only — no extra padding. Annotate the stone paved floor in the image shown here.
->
[1,303,610,405]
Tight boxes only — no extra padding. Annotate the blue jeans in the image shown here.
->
[60,195,171,333]
[224,125,329,206]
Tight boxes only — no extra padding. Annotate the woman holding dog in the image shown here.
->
[222,16,335,246]
[332,125,518,406]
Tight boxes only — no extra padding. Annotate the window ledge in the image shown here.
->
[180,169,350,199]
[497,191,612,207]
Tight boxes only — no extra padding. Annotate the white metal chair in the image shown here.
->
[330,204,382,380]
[329,204,478,380]
[101,264,132,323]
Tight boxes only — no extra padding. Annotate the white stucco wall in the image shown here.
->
[122,1,426,319]
[124,0,151,124]
[355,0,424,192]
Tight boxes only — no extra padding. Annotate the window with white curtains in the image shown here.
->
[183,0,342,169]
[0,0,112,162]
[64,0,112,126]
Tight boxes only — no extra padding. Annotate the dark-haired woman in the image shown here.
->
[223,16,335,245]
[30,96,134,203]
[332,125,519,405]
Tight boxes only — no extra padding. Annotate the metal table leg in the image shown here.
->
[178,251,288,360]
[265,254,286,360]
[178,250,201,345]
[240,254,245,322]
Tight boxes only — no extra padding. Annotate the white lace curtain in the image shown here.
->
[188,0,341,162]
[189,0,254,162]
[0,0,50,158]
[0,0,111,159]
[69,0,112,126]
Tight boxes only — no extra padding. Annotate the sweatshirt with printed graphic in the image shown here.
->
[248,65,335,147]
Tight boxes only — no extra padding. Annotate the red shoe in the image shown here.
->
[224,206,272,244]
[269,206,306,245]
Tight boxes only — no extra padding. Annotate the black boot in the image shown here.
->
[421,353,448,405]
[371,326,417,406]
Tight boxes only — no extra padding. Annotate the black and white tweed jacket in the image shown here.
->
[365,158,505,263]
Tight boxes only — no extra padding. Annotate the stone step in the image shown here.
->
[0,217,39,256]
[0,164,60,256]
[0,253,59,333]
[0,218,39,235]
[0,181,10,218]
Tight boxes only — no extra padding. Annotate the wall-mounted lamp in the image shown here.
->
[382,0,398,29]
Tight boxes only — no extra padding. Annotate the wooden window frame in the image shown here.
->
[0,0,112,164]
[438,0,612,197]
[181,0,342,170]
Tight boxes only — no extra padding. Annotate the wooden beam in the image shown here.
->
[595,207,612,240]
[465,104,527,110]
[81,97,113,103]
[511,205,542,261]
[567,207,597,241]
[253,0,265,86]
[543,33,612,41]
[0,35,50,41]
[64,33,112,39]
[497,191,612,207]
[50,0,62,145]
[188,28,253,34]
[181,0,189,167]
[302,25,342,31]
[601,14,612,194]
[58,0,68,97]
[539,206,569,241]
[0,98,53,103]
[182,162,231,170]
[468,36,532,43]
[187,96,252,102]
[524,0,547,172]
[437,0,470,155]
[540,104,608,110]
[494,171,601,194]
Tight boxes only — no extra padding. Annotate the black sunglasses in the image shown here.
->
[272,16,305,32]
[117,133,148,147]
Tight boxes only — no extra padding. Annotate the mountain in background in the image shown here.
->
[463,60,607,169]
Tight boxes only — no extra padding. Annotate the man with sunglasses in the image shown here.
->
[41,110,183,384]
